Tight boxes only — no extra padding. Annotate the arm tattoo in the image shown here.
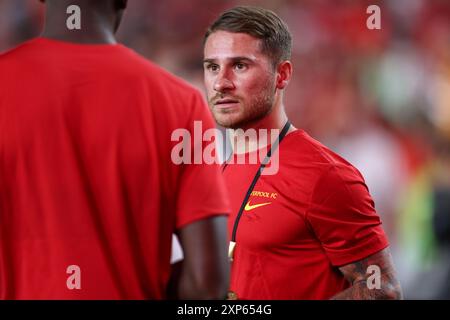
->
[331,248,403,300]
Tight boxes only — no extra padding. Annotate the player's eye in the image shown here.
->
[234,62,247,71]
[205,64,219,72]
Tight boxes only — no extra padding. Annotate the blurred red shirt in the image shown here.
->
[0,37,229,299]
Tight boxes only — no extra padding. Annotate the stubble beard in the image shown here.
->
[211,81,276,130]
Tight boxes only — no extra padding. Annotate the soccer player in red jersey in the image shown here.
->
[0,0,230,299]
[203,6,403,299]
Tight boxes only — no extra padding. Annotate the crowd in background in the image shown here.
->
[1,0,449,299]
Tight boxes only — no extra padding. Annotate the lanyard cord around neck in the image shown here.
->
[228,121,291,261]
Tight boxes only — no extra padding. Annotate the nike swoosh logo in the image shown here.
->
[244,201,272,211]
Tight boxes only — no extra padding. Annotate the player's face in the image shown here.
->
[203,31,277,129]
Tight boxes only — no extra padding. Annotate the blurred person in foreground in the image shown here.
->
[203,6,403,300]
[0,0,229,299]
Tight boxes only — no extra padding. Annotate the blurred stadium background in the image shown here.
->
[1,0,449,299]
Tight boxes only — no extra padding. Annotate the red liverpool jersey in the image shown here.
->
[223,129,388,299]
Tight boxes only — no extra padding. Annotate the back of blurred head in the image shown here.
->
[40,0,128,44]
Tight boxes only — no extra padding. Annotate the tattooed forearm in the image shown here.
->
[331,277,402,300]
[331,248,403,300]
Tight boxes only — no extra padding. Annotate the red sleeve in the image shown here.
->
[305,164,389,266]
[175,90,230,229]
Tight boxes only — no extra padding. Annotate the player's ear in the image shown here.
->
[276,60,293,90]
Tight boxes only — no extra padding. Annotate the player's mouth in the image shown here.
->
[214,98,239,109]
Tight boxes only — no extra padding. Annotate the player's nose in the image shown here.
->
[214,69,235,92]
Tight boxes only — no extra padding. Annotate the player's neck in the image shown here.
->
[230,103,295,155]
[41,12,117,45]
[41,31,117,45]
